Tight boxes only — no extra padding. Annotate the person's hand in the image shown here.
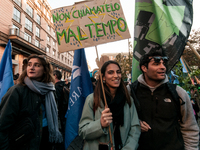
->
[140,120,151,132]
[100,108,113,128]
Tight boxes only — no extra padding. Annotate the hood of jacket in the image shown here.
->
[137,74,169,92]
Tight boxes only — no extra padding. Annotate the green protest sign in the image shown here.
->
[51,0,130,52]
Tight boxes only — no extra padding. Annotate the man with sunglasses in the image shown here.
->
[128,50,199,150]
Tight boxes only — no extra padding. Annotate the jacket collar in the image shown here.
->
[137,74,169,92]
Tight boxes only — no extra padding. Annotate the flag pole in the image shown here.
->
[195,76,200,85]
[95,46,114,150]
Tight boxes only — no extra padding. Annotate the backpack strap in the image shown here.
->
[129,80,142,119]
[166,83,185,123]
[166,83,185,106]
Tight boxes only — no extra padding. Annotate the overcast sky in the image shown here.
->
[48,0,200,71]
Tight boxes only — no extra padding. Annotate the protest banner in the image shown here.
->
[131,0,193,81]
[51,0,130,52]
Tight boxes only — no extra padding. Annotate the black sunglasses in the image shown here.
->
[149,56,168,63]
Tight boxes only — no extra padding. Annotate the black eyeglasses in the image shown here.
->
[149,56,168,63]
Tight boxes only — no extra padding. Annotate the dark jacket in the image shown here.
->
[55,81,69,134]
[0,84,43,150]
[127,75,199,150]
[55,81,66,106]
[135,82,184,150]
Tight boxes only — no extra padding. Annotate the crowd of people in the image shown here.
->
[0,49,199,150]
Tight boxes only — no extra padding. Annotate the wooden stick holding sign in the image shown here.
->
[95,46,114,150]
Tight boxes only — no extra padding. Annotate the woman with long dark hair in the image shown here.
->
[79,60,140,150]
[0,54,63,150]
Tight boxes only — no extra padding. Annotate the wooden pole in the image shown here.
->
[186,42,200,85]
[187,41,200,60]
[188,73,195,86]
[95,46,114,150]
[195,76,200,84]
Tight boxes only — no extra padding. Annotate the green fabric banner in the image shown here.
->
[132,0,193,82]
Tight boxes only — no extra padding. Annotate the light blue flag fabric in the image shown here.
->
[0,40,14,102]
[180,58,188,73]
[171,70,179,84]
[64,48,93,149]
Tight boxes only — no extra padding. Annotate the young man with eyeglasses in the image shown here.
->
[127,50,199,150]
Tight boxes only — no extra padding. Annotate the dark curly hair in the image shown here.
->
[139,49,168,73]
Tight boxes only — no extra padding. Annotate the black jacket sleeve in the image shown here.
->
[0,85,21,150]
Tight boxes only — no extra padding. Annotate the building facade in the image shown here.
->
[101,52,130,60]
[0,0,73,79]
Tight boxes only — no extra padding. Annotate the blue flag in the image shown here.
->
[180,57,188,73]
[0,40,14,102]
[64,48,93,149]
[169,70,179,84]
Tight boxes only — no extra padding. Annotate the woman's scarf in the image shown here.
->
[24,77,63,143]
[104,88,126,150]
